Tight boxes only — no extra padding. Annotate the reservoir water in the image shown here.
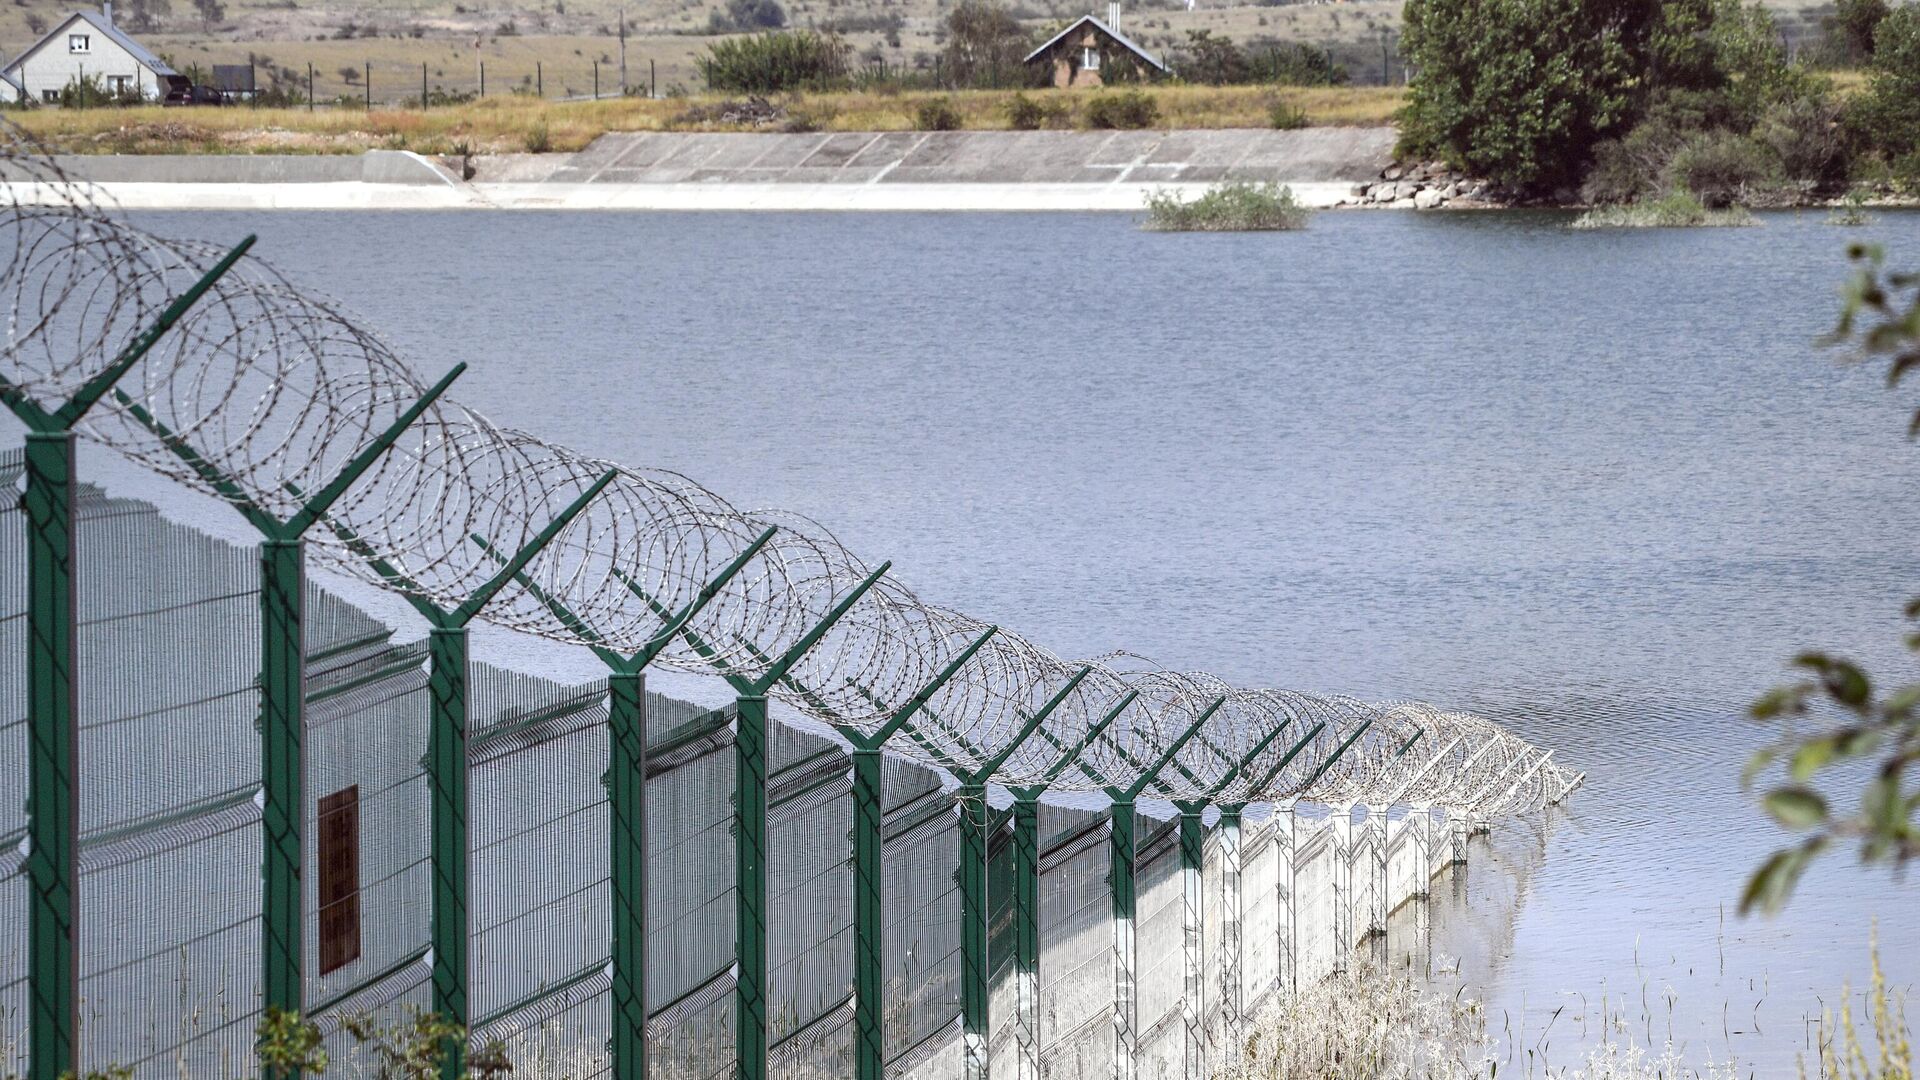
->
[119,206,1920,1073]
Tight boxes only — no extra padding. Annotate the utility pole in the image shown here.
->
[619,5,628,94]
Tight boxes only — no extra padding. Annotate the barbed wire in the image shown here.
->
[0,121,1581,814]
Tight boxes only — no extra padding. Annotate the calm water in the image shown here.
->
[120,207,1920,1072]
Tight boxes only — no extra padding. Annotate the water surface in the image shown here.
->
[122,206,1920,1073]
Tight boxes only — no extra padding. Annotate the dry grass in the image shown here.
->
[8,83,1404,155]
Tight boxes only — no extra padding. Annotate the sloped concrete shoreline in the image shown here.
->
[1,127,1397,211]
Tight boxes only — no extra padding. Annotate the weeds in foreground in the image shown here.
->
[1571,191,1759,228]
[1801,932,1913,1080]
[1221,965,1493,1080]
[1144,181,1309,232]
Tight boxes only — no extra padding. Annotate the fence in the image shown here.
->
[0,128,1580,1080]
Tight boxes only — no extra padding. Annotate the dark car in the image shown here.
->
[163,84,227,106]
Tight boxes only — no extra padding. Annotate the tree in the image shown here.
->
[1742,243,1920,915]
[193,0,224,30]
[339,65,360,85]
[1400,0,1643,189]
[942,0,1031,88]
[1846,5,1920,160]
[1174,30,1250,85]
[1833,0,1890,63]
[122,0,171,33]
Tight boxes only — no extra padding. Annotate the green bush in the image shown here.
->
[1663,129,1777,206]
[1269,98,1308,130]
[524,119,552,152]
[58,73,144,108]
[1570,190,1758,227]
[1757,95,1849,184]
[1004,92,1065,130]
[914,96,963,130]
[1846,6,1920,160]
[1143,181,1308,231]
[697,30,850,94]
[1253,42,1349,86]
[1083,89,1158,130]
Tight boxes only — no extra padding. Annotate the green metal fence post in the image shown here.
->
[427,623,470,1061]
[734,691,770,1080]
[606,668,647,1078]
[1175,804,1204,1080]
[259,536,305,1043]
[21,431,77,1080]
[1215,805,1243,1069]
[958,780,991,1077]
[0,234,255,1080]
[850,745,884,1080]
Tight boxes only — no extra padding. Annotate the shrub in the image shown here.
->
[944,0,1034,88]
[1268,98,1308,130]
[1253,42,1349,86]
[1757,95,1848,184]
[1004,92,1065,129]
[1216,965,1490,1080]
[697,30,850,94]
[1175,29,1249,85]
[1662,129,1777,206]
[1143,181,1308,231]
[524,119,552,152]
[1083,89,1158,130]
[1832,0,1890,63]
[1570,190,1758,227]
[914,96,962,130]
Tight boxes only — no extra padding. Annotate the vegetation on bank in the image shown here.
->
[1398,0,1920,208]
[1143,181,1309,231]
[2,84,1403,155]
[1569,190,1758,227]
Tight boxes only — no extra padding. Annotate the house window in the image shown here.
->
[41,89,58,103]
[106,75,132,94]
[68,34,90,54]
[317,786,361,976]
[1081,46,1100,70]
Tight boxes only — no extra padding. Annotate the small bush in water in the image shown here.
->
[1570,191,1758,229]
[1143,181,1308,231]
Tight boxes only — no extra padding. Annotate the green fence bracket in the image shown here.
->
[0,234,254,1080]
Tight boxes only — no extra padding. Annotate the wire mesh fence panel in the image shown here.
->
[646,702,736,1080]
[1294,817,1336,987]
[0,449,25,1078]
[1134,818,1183,1080]
[1238,813,1278,1020]
[987,816,1017,1080]
[1036,804,1110,1080]
[881,757,961,1078]
[470,664,612,1072]
[304,587,430,1018]
[767,721,853,1080]
[71,492,262,1079]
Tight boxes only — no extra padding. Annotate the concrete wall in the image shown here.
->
[521,127,1395,186]
[0,149,452,184]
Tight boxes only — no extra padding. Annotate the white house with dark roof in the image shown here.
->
[2,4,183,103]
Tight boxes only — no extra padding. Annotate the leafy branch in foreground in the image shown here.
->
[1743,243,1920,915]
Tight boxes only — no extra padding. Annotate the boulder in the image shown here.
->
[1350,183,1370,197]
[1390,196,1418,208]
[1414,188,1445,209]
[1383,164,1404,181]
[1395,180,1420,199]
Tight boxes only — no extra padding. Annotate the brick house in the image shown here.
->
[1024,6,1170,89]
